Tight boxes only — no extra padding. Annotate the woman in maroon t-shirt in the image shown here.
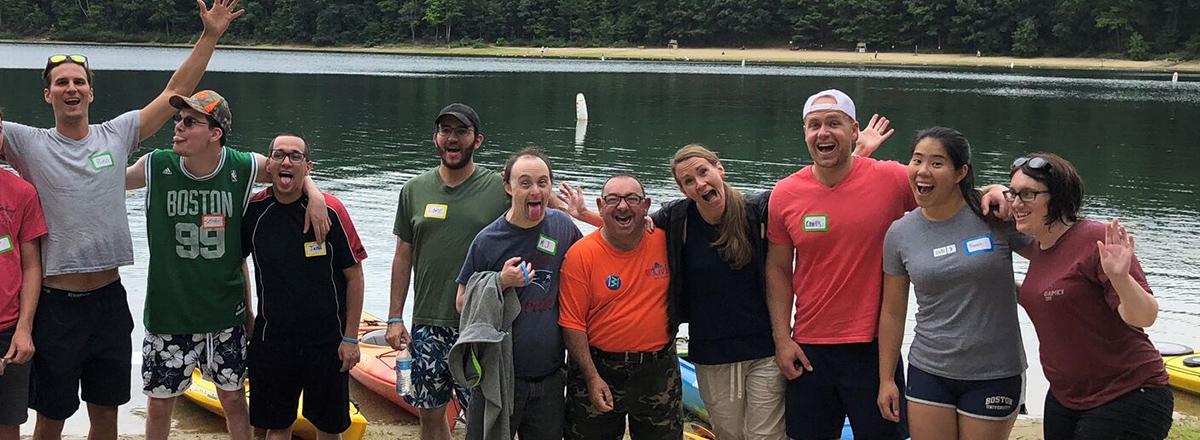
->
[1007,153,1172,440]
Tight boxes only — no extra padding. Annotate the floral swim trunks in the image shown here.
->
[141,325,248,398]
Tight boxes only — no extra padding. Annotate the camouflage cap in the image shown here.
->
[170,90,232,134]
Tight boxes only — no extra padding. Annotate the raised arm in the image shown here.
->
[853,114,894,158]
[138,0,245,141]
[126,153,151,190]
[1099,218,1159,328]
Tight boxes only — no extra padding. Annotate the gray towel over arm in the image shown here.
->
[449,271,521,440]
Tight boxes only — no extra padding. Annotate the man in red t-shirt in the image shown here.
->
[559,175,681,440]
[765,89,915,439]
[0,112,50,437]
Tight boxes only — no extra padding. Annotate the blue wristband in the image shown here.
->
[387,317,404,324]
[341,336,359,345]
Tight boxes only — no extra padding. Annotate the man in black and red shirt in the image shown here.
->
[241,133,367,440]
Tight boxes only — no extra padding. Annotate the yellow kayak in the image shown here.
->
[182,369,368,440]
[1165,354,1200,396]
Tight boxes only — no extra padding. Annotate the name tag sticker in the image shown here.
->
[964,235,995,255]
[201,214,225,230]
[932,244,957,258]
[536,234,558,255]
[304,241,327,257]
[424,203,448,220]
[90,152,115,170]
[0,235,12,254]
[802,214,829,232]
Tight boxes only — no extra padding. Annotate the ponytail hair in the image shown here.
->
[671,144,753,270]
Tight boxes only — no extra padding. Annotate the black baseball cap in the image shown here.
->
[434,103,481,133]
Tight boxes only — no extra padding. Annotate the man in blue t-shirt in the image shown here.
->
[455,147,583,440]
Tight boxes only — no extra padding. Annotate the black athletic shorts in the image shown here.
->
[29,280,134,420]
[1044,385,1173,440]
[248,339,350,434]
[785,340,908,440]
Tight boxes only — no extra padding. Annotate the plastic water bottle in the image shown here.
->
[396,354,413,397]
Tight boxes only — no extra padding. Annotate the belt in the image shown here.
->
[590,344,674,363]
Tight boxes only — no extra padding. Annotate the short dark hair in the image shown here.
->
[1009,152,1083,226]
[270,132,312,160]
[602,174,645,196]
[502,146,553,183]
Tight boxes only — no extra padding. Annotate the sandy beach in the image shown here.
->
[4,39,1199,74]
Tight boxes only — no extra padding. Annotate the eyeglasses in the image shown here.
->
[436,126,474,137]
[1003,189,1050,202]
[172,114,213,129]
[1011,156,1050,171]
[269,150,307,163]
[602,194,645,206]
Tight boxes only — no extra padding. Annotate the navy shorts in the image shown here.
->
[785,340,907,440]
[905,365,1022,420]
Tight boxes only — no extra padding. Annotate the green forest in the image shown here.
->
[1,0,1198,60]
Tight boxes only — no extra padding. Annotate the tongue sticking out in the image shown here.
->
[527,201,544,220]
[279,174,294,186]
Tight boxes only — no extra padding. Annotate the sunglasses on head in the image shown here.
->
[48,54,88,65]
[1011,156,1050,171]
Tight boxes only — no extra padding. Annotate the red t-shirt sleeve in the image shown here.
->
[883,160,918,212]
[558,245,590,332]
[325,193,368,262]
[20,185,48,243]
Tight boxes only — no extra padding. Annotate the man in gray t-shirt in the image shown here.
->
[882,205,1030,379]
[0,3,244,436]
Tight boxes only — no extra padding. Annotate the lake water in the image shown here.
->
[2,42,1199,434]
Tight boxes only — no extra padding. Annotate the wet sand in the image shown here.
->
[28,385,1200,439]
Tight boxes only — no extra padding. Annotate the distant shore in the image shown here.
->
[3,39,1199,74]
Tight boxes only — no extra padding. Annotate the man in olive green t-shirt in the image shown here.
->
[386,103,508,440]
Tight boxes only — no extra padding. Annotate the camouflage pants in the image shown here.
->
[565,349,683,440]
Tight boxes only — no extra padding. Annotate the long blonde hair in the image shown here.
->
[671,144,752,270]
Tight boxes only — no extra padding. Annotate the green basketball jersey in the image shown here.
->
[144,147,257,334]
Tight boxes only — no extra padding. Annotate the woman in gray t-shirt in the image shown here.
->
[877,127,1031,440]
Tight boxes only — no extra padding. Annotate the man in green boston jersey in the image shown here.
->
[124,91,329,440]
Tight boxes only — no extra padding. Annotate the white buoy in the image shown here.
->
[601,55,605,61]
[1009,62,1014,69]
[576,93,588,122]
[1173,72,1180,83]
[741,59,746,67]
[574,120,588,147]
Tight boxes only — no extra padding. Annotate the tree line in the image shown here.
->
[2,0,1198,60]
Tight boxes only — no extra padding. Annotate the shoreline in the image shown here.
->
[3,39,1199,74]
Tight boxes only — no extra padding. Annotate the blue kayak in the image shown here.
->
[679,356,852,439]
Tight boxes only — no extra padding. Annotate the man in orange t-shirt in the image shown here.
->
[559,175,681,440]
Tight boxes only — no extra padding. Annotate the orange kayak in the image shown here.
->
[352,312,462,430]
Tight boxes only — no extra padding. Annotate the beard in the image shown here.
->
[439,145,476,170]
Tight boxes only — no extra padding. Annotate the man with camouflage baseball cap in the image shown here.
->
[123,89,331,440]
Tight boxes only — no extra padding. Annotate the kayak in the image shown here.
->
[1156,341,1200,396]
[182,369,368,440]
[351,312,462,429]
[677,338,852,439]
